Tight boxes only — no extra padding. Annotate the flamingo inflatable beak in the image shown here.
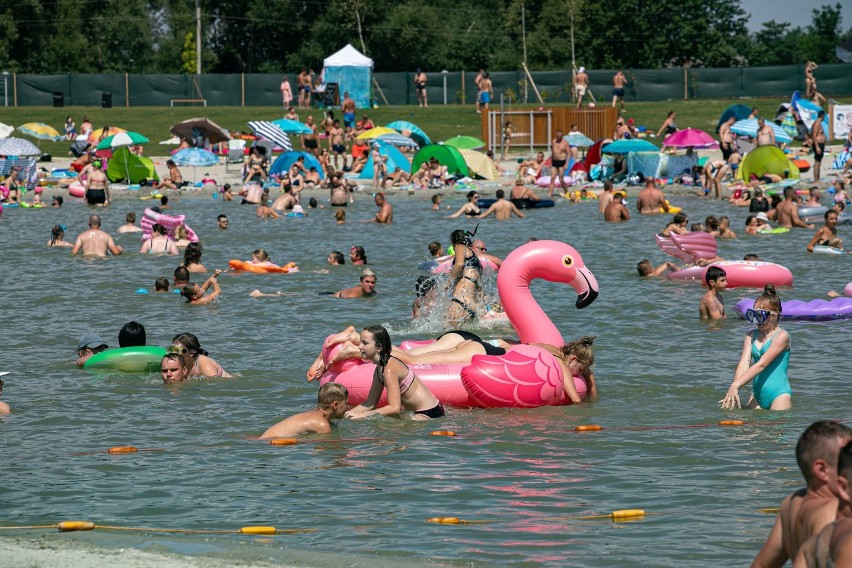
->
[574,266,599,309]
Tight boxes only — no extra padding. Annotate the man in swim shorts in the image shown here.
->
[574,67,589,108]
[812,110,826,184]
[414,69,428,107]
[752,421,852,567]
[480,72,492,112]
[71,214,123,257]
[548,130,571,198]
[302,116,319,156]
[612,70,626,110]
[341,91,356,133]
[329,119,347,170]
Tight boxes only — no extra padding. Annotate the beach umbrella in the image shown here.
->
[271,118,313,135]
[95,131,149,151]
[172,147,219,183]
[716,104,752,132]
[356,126,397,141]
[87,126,126,145]
[601,139,658,154]
[443,135,486,150]
[0,137,42,156]
[567,132,594,147]
[730,119,793,144]
[247,120,293,152]
[18,122,63,142]
[376,133,419,149]
[169,117,231,145]
[663,128,718,149]
[0,122,13,139]
[386,121,431,146]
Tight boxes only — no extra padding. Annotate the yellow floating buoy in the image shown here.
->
[107,446,138,454]
[759,508,780,515]
[240,526,278,535]
[57,521,96,532]
[430,430,458,437]
[575,424,604,432]
[610,509,646,521]
[269,438,299,446]
[718,420,745,426]
[427,517,462,524]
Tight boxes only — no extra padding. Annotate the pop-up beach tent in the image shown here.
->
[107,147,158,184]
[323,44,372,109]
[740,145,800,181]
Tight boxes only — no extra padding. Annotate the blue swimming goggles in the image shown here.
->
[745,308,778,325]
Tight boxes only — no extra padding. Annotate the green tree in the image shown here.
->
[799,3,843,63]
[182,32,196,74]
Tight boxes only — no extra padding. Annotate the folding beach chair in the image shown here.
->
[225,139,246,172]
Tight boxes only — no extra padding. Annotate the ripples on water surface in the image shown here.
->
[0,190,848,566]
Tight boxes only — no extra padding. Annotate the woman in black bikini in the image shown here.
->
[448,191,481,218]
[445,228,482,325]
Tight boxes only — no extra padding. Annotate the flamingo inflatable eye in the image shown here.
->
[562,255,574,267]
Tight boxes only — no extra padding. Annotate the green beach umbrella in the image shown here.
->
[442,135,486,150]
[96,131,150,151]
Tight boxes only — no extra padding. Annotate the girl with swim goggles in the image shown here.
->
[720,284,792,411]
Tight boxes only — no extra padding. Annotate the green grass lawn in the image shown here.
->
[0,98,792,158]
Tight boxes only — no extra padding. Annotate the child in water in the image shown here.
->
[260,383,349,438]
[720,284,792,410]
[699,266,727,319]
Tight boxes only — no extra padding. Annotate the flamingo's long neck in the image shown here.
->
[498,249,563,346]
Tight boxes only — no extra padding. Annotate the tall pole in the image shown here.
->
[2,72,8,107]
[195,0,201,75]
[522,1,528,103]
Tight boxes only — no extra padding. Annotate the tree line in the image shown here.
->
[1,0,848,74]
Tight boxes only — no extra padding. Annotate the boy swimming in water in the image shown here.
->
[260,383,349,438]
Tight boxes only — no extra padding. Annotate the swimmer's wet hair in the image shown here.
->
[705,266,726,285]
[637,259,652,276]
[360,268,377,279]
[253,248,270,262]
[755,283,781,312]
[363,325,392,366]
[560,336,595,368]
[318,383,348,407]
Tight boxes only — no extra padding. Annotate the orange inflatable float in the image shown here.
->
[228,260,298,274]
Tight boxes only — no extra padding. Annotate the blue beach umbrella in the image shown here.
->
[172,147,219,183]
[730,119,793,144]
[271,118,313,135]
[601,139,658,154]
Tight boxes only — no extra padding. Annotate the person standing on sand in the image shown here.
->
[548,130,570,198]
[71,214,123,257]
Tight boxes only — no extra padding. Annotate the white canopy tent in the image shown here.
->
[322,44,373,108]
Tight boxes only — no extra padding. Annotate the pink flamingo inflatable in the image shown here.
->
[319,240,599,408]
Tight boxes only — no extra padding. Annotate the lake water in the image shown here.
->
[0,189,849,567]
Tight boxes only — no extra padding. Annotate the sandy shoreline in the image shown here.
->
[28,145,826,207]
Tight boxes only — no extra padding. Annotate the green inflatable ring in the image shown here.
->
[83,346,167,373]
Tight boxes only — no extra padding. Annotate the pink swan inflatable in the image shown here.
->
[140,207,199,243]
[319,240,599,408]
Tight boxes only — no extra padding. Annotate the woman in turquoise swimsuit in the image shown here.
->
[720,284,792,410]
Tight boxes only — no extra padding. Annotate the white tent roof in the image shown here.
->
[324,44,373,68]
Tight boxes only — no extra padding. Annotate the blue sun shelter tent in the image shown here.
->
[357,141,411,179]
[323,44,373,109]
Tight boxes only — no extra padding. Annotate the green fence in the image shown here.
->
[4,65,851,107]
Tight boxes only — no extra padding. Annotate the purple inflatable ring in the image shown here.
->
[734,297,852,321]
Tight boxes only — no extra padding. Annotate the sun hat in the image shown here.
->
[293,204,304,214]
[578,67,585,73]
[77,332,107,351]
[756,212,770,222]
